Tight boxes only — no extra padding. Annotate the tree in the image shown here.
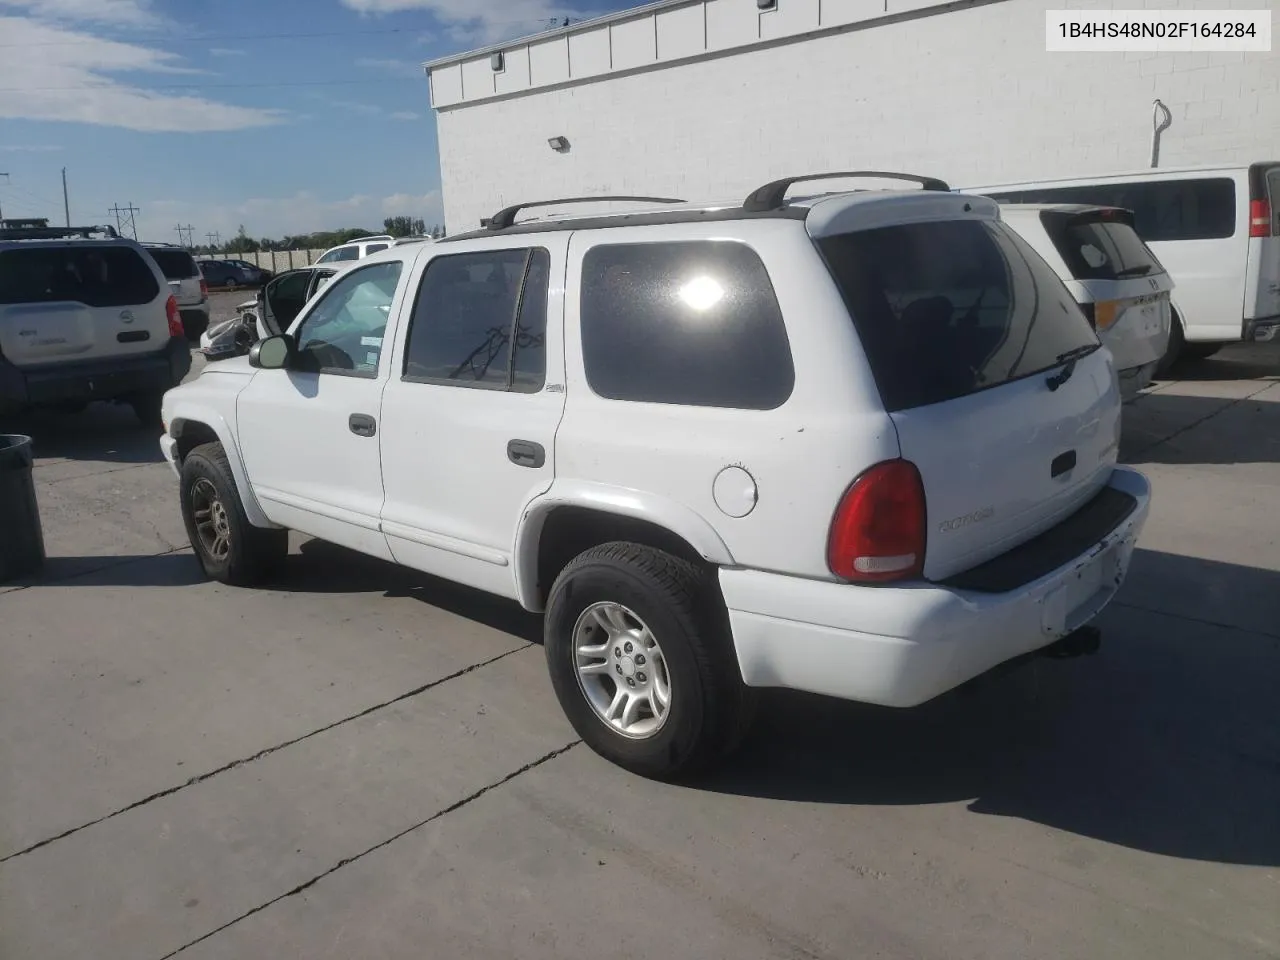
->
[383,216,426,238]
[224,223,260,254]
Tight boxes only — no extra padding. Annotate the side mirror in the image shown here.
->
[249,334,294,369]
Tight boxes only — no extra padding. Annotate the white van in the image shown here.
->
[964,163,1280,367]
[999,204,1173,400]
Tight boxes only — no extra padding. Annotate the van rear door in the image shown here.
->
[1245,162,1280,329]
[815,214,1120,582]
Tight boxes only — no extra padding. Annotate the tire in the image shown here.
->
[130,390,165,427]
[543,541,756,780]
[1155,311,1185,377]
[179,441,287,586]
[1182,342,1224,361]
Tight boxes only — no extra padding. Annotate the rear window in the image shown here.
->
[818,219,1097,413]
[365,243,389,255]
[985,178,1236,242]
[318,247,359,263]
[148,248,198,279]
[580,240,794,410]
[1040,211,1164,281]
[0,245,161,307]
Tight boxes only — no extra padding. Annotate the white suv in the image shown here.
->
[159,174,1152,778]
[314,235,395,265]
[2,224,192,424]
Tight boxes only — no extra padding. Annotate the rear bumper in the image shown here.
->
[0,337,192,411]
[1244,315,1279,343]
[720,466,1151,708]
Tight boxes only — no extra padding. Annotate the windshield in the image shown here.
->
[1040,211,1164,281]
[817,219,1098,412]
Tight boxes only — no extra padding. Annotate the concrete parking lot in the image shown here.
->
[1,296,1277,959]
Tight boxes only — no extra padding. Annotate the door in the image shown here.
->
[237,257,411,560]
[1245,163,1280,323]
[378,237,567,599]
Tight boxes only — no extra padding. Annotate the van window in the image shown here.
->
[1039,211,1163,281]
[0,246,161,307]
[364,243,389,255]
[1267,168,1280,233]
[986,178,1236,242]
[818,220,1097,413]
[580,241,794,410]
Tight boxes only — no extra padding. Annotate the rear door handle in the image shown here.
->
[507,439,545,468]
[349,413,377,438]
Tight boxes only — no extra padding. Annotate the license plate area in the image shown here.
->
[1040,536,1130,636]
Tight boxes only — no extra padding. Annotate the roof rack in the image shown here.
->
[742,171,950,212]
[0,223,120,241]
[481,195,685,230]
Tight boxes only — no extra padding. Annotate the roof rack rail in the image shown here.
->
[0,223,120,241]
[481,195,685,230]
[742,171,950,212]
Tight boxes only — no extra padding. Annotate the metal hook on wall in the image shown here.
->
[1150,99,1173,168]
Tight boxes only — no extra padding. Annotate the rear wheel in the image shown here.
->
[179,441,287,585]
[130,390,165,427]
[1155,311,1185,376]
[543,541,755,780]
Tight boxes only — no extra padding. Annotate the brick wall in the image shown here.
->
[435,0,1280,232]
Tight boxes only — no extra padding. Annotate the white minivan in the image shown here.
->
[965,163,1280,367]
[998,204,1173,399]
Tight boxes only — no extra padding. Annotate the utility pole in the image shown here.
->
[205,231,221,250]
[62,168,70,227]
[175,224,194,247]
[108,202,140,240]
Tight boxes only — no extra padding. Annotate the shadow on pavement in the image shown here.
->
[0,403,163,465]
[701,547,1280,868]
[1121,390,1279,465]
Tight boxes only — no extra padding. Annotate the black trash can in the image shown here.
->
[0,434,45,582]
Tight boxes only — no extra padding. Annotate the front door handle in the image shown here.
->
[507,439,545,468]
[349,413,377,438]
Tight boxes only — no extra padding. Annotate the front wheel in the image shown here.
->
[179,441,287,585]
[543,542,755,780]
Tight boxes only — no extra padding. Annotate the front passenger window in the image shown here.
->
[291,261,403,377]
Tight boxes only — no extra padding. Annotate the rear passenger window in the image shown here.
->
[987,178,1236,241]
[0,246,160,307]
[580,241,794,410]
[402,248,549,391]
[819,219,1097,412]
[365,244,389,255]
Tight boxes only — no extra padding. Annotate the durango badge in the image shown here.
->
[938,506,995,533]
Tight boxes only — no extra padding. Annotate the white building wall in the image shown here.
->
[434,0,1280,233]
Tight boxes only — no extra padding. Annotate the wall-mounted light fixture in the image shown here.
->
[490,51,504,71]
[547,136,570,152]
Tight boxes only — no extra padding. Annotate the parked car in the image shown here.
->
[222,258,274,285]
[314,235,394,264]
[198,265,338,361]
[142,242,209,341]
[997,204,1172,400]
[160,174,1151,778]
[964,162,1280,369]
[1,223,191,424]
[197,259,247,288]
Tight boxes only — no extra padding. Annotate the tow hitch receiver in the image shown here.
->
[1042,624,1102,659]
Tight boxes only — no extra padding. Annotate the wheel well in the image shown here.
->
[174,420,220,464]
[535,507,710,607]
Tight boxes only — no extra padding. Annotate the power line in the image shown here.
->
[0,78,415,93]
[175,224,194,248]
[206,231,221,249]
[109,202,140,240]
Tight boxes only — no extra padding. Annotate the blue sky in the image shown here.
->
[0,0,622,242]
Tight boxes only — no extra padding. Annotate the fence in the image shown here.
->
[196,250,327,271]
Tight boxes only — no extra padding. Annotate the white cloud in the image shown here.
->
[0,144,64,152]
[341,0,575,44]
[0,16,283,132]
[139,191,445,242]
[209,47,247,57]
[389,110,421,121]
[0,0,160,27]
[355,57,424,79]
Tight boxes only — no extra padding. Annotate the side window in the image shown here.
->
[580,241,794,410]
[291,260,403,377]
[402,248,550,392]
[365,243,389,255]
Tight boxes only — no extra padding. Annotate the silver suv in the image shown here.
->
[0,224,192,425]
[142,242,209,341]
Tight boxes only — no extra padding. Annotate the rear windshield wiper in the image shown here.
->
[1045,343,1100,392]
[1113,264,1153,278]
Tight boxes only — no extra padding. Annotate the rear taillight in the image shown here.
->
[165,295,183,338]
[1249,199,1273,238]
[199,277,208,299]
[827,459,927,583]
